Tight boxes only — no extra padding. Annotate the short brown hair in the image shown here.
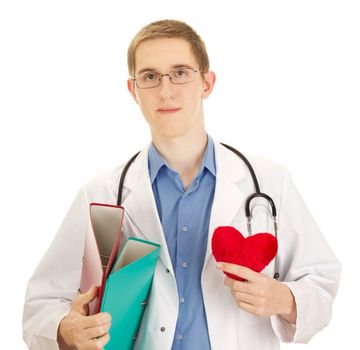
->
[127,19,209,78]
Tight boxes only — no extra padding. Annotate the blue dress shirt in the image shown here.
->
[148,136,216,350]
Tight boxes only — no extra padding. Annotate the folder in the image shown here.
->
[101,237,160,350]
[79,203,161,350]
[80,203,125,314]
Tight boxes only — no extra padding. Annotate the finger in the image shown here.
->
[81,312,112,329]
[83,321,111,340]
[217,262,261,282]
[86,332,110,350]
[72,285,98,314]
[232,291,257,305]
[237,301,260,316]
[232,280,258,295]
[98,332,111,348]
[224,277,236,289]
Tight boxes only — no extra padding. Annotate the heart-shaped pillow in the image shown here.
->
[212,226,278,281]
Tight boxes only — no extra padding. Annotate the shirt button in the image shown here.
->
[165,268,170,273]
[181,262,188,268]
[160,327,166,332]
[182,226,188,232]
[179,297,186,304]
[177,334,183,341]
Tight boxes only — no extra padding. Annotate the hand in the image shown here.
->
[58,285,112,350]
[217,262,297,324]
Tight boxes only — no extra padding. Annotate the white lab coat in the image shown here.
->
[23,140,341,350]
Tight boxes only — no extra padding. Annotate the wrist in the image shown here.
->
[280,287,297,324]
[57,316,74,350]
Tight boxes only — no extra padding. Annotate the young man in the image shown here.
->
[23,20,341,350]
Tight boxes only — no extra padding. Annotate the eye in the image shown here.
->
[142,72,157,81]
[174,69,188,78]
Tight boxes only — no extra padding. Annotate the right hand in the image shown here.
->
[58,285,112,350]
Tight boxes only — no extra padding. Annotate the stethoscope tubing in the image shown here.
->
[117,143,280,279]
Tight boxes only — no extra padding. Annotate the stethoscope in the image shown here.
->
[116,143,280,279]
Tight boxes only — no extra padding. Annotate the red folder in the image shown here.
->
[79,203,125,314]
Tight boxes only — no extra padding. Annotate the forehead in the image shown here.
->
[134,38,198,73]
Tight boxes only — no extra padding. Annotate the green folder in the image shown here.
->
[100,237,160,350]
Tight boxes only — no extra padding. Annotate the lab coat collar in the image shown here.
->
[121,145,173,271]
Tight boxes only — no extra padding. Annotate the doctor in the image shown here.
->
[23,19,341,350]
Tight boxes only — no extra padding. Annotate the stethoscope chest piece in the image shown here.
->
[245,194,280,280]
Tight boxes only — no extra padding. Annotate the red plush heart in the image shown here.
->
[212,226,278,281]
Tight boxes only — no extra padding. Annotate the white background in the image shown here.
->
[1,0,359,348]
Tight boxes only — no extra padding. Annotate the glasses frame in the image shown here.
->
[132,67,199,89]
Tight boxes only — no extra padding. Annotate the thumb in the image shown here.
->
[72,285,98,315]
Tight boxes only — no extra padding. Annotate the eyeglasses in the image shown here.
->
[132,67,199,89]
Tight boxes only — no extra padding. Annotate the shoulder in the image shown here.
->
[214,141,289,194]
[80,164,125,203]
[215,141,288,177]
[79,145,150,202]
[245,153,287,179]
[245,154,290,195]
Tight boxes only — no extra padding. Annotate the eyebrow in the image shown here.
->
[136,64,195,75]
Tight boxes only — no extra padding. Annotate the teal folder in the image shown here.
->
[100,237,161,350]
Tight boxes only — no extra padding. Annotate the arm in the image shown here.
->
[22,188,87,350]
[271,168,341,343]
[219,168,341,343]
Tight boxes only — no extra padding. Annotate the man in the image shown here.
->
[23,19,341,350]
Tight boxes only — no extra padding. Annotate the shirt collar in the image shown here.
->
[148,143,167,184]
[200,136,216,177]
[148,135,216,184]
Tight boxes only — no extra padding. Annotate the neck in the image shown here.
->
[151,129,208,188]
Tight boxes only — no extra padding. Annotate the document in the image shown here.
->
[79,203,161,349]
[80,203,125,314]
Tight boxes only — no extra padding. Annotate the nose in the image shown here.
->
[158,74,175,99]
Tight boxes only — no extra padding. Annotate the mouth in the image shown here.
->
[156,107,182,114]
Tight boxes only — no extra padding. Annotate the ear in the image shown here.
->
[127,78,139,104]
[201,71,216,99]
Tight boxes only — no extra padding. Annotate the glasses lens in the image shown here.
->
[170,68,195,84]
[136,72,160,88]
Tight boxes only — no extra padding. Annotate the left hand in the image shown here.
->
[217,262,297,324]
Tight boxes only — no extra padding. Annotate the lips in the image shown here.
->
[156,107,181,114]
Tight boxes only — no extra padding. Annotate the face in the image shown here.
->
[127,38,215,140]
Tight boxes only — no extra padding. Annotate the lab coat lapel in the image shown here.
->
[203,141,249,270]
[121,145,173,272]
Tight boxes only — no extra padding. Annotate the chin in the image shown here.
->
[153,126,189,140]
